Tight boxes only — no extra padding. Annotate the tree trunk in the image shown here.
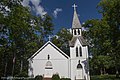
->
[20,60,23,73]
[4,62,7,77]
[103,68,106,75]
[100,68,103,75]
[115,56,119,78]
[116,69,119,78]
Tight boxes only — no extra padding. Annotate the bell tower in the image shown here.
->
[72,4,82,36]
[69,4,90,80]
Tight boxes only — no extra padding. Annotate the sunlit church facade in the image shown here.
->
[28,4,90,80]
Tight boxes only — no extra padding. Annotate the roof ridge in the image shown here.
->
[29,41,70,60]
[69,36,88,47]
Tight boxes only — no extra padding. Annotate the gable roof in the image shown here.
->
[29,41,70,60]
[69,36,88,47]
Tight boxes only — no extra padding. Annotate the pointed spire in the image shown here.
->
[72,4,82,29]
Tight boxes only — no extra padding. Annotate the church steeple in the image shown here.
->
[70,4,88,47]
[72,4,82,36]
[70,4,90,80]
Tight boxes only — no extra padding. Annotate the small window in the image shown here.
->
[74,30,76,35]
[78,29,80,35]
[48,54,50,60]
[76,47,78,57]
[77,60,82,69]
[77,64,82,69]
[79,47,82,57]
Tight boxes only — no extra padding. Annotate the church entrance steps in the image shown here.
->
[43,77,52,80]
[75,79,85,80]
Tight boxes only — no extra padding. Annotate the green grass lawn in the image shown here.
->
[90,75,120,80]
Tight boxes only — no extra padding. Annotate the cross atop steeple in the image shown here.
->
[72,4,77,11]
[48,35,52,41]
[72,4,82,29]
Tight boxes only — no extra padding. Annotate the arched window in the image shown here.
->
[78,29,80,35]
[74,30,76,35]
[45,61,53,77]
[77,63,82,69]
[77,60,82,69]
[76,47,78,57]
[79,47,82,57]
[48,54,50,60]
[45,61,53,69]
[76,60,83,79]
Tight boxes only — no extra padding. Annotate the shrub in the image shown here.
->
[60,78,71,80]
[35,75,43,80]
[52,74,60,80]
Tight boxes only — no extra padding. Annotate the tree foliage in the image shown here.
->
[52,74,60,80]
[0,0,53,77]
[83,0,120,77]
[52,28,72,56]
[34,75,43,80]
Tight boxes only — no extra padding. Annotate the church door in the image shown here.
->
[76,68,83,79]
[45,61,53,77]
[76,60,83,79]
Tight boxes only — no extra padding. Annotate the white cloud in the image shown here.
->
[22,0,29,7]
[53,8,62,18]
[22,0,47,17]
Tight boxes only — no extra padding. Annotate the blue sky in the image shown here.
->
[22,0,102,34]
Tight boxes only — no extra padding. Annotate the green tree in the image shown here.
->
[52,74,60,80]
[34,75,43,80]
[98,0,120,77]
[52,28,72,56]
[84,0,120,77]
[0,0,53,77]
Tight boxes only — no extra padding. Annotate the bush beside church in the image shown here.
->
[34,74,71,80]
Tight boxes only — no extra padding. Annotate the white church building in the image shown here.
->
[28,4,90,80]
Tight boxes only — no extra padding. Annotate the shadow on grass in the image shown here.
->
[91,75,120,80]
